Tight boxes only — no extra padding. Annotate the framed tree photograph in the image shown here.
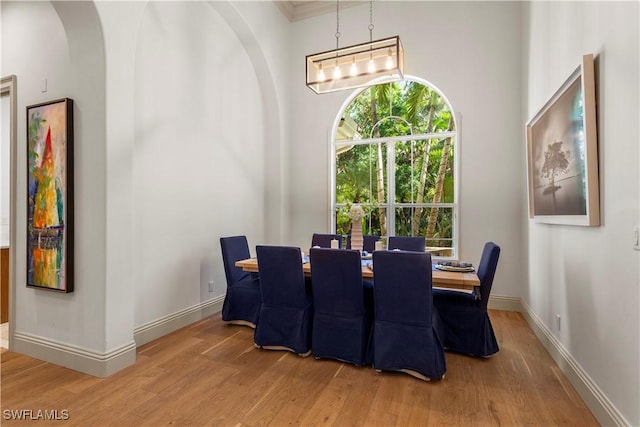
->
[526,54,600,226]
[26,98,74,292]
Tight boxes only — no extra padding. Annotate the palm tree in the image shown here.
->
[369,84,392,237]
[425,117,454,243]
[405,84,438,235]
[338,80,455,245]
[404,83,455,239]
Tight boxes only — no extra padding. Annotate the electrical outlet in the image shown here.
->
[208,281,214,292]
[556,314,561,331]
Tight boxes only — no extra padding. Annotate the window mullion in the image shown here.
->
[334,131,456,148]
[387,140,395,236]
[332,79,457,258]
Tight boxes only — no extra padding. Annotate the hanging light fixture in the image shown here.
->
[306,0,404,95]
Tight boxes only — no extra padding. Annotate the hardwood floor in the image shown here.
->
[1,310,598,426]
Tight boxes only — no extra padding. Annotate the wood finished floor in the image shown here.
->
[1,310,598,426]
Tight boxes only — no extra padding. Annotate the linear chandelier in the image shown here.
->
[306,1,404,95]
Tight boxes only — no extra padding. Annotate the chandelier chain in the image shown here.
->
[305,0,403,94]
[335,0,340,51]
[368,0,374,41]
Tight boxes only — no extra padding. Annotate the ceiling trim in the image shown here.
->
[274,1,364,22]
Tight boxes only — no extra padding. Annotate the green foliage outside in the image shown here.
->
[335,80,455,250]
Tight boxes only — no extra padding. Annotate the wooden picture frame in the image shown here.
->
[526,54,599,226]
[26,98,74,292]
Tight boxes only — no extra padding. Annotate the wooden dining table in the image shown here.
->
[235,256,479,291]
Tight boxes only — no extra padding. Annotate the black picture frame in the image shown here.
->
[26,98,74,292]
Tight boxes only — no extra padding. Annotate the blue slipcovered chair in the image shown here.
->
[433,242,501,357]
[219,236,261,328]
[372,250,446,381]
[311,233,343,249]
[347,234,380,253]
[309,248,374,365]
[254,245,313,356]
[387,236,426,252]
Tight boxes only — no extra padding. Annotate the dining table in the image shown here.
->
[235,254,479,291]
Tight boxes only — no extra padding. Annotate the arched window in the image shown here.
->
[331,77,458,258]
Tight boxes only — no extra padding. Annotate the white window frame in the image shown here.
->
[328,76,460,259]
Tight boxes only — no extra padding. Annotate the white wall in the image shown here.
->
[4,2,638,421]
[132,1,267,327]
[524,2,639,425]
[2,0,291,375]
[225,1,292,245]
[94,0,145,358]
[0,0,290,370]
[288,1,525,299]
[95,0,292,340]
[0,1,122,373]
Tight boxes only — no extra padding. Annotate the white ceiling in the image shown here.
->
[274,1,364,22]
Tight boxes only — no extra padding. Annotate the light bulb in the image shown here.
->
[350,58,358,76]
[368,58,376,73]
[317,64,326,82]
[333,61,342,79]
[385,49,394,70]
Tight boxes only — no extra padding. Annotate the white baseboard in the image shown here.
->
[8,293,629,426]
[488,294,522,311]
[133,296,225,347]
[10,297,225,379]
[12,332,136,378]
[520,300,629,427]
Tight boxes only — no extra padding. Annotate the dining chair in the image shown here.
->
[347,234,380,253]
[254,245,313,356]
[432,241,501,357]
[387,236,426,252]
[311,233,343,249]
[372,250,446,381]
[309,247,374,366]
[219,236,261,328]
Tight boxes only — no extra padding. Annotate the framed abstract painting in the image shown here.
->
[526,54,600,226]
[26,98,74,292]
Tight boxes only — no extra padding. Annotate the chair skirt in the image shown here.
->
[312,313,372,365]
[432,290,499,357]
[254,304,313,355]
[221,276,261,327]
[373,320,446,380]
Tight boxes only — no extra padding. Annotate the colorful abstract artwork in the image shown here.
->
[27,98,74,292]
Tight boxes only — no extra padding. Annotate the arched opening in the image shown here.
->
[331,77,458,258]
